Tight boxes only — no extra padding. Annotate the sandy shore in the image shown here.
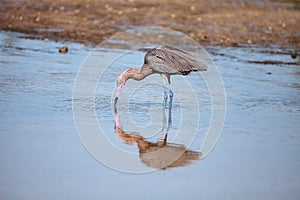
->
[1,0,299,47]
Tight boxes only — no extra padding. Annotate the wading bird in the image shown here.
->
[115,46,208,108]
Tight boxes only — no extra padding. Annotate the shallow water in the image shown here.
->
[0,31,299,199]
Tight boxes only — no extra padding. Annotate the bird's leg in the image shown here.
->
[163,86,173,109]
[163,107,172,142]
[161,74,173,109]
[158,107,167,142]
[168,87,173,109]
[167,75,173,109]
[162,74,168,108]
[167,106,172,126]
[166,75,173,109]
[163,85,169,108]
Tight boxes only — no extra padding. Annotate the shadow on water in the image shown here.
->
[113,105,201,170]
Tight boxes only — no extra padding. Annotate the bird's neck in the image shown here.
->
[125,66,152,81]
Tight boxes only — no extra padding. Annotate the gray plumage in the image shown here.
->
[143,46,208,75]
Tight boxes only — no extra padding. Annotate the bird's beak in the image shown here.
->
[116,84,122,97]
[114,84,122,105]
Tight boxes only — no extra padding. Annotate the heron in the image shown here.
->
[115,46,208,108]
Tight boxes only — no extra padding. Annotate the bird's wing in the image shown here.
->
[143,46,207,74]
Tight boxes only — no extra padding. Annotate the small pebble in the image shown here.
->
[59,46,68,53]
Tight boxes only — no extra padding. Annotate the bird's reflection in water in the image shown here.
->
[114,106,201,170]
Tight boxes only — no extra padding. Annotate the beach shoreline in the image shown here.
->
[1,0,299,48]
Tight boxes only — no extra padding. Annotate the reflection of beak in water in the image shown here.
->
[114,105,201,170]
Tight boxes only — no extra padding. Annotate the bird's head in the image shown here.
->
[115,68,138,105]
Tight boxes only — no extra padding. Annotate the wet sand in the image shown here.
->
[1,0,299,47]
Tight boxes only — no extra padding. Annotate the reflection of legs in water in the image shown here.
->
[167,107,172,126]
[164,108,172,141]
[158,107,166,142]
[158,107,172,143]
